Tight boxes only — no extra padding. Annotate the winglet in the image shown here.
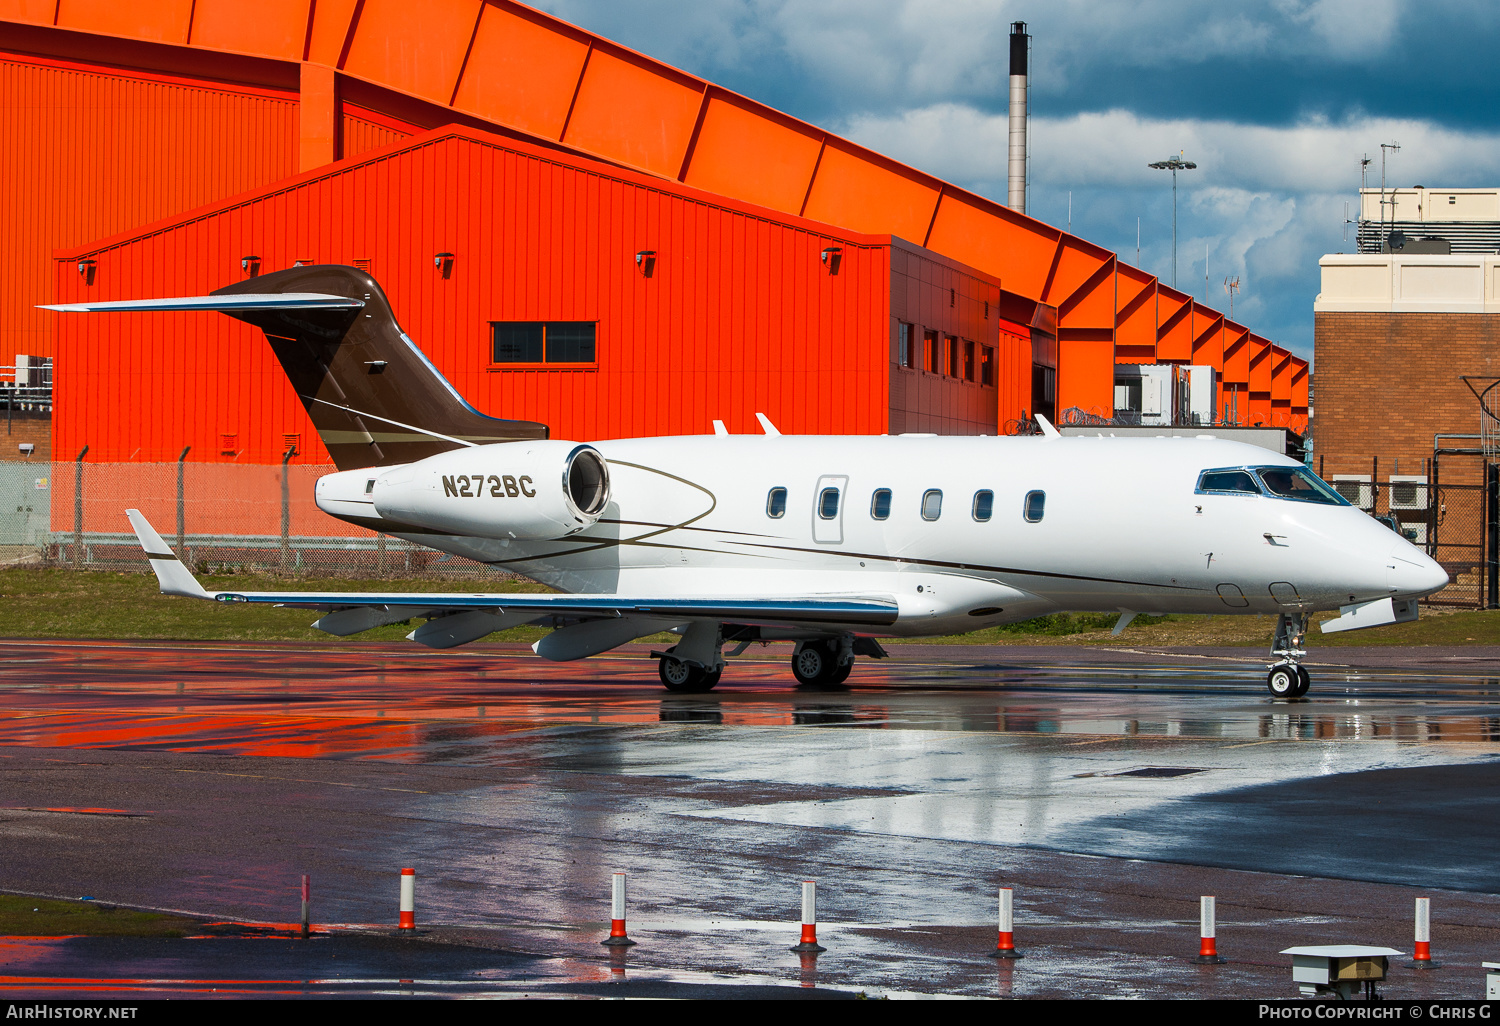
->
[1034,413,1060,438]
[125,509,211,599]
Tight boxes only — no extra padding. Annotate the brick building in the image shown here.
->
[1314,188,1500,604]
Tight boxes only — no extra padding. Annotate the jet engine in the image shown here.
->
[371,441,610,539]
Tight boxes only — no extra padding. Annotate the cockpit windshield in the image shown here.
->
[1254,466,1348,505]
[1195,465,1350,506]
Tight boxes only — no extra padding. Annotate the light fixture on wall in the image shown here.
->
[241,255,261,276]
[820,247,842,275]
[635,250,657,278]
[434,252,454,279]
[77,258,96,285]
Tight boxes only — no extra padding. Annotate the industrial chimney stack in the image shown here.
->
[1007,21,1029,214]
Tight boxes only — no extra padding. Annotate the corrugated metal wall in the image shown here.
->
[0,54,297,364]
[51,129,944,466]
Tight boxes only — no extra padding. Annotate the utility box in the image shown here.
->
[1331,475,1374,510]
[1485,962,1500,1000]
[1388,475,1429,510]
[1282,945,1401,1000]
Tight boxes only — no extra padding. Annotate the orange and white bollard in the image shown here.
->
[601,872,636,947]
[1412,897,1439,968]
[398,868,415,931]
[300,874,310,938]
[1194,895,1226,963]
[791,880,826,953]
[987,886,1023,959]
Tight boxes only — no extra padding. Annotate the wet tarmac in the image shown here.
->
[2,638,1500,998]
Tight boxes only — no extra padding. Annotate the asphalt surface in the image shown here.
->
[1,638,1499,999]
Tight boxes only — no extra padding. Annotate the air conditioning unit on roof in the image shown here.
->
[1399,522,1428,546]
[1331,474,1373,510]
[1387,475,1429,510]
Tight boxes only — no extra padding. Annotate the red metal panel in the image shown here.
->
[0,54,296,367]
[53,129,925,470]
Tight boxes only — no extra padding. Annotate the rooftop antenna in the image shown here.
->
[1379,142,1400,242]
[1136,217,1141,266]
[1067,191,1072,234]
[1224,276,1240,320]
[1348,154,1372,248]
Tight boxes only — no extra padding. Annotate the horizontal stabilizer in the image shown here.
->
[41,294,364,313]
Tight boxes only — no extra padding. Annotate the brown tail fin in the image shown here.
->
[211,265,547,470]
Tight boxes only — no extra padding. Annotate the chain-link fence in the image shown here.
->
[0,461,501,580]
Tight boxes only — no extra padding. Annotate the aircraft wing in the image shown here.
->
[125,509,899,629]
[41,294,364,313]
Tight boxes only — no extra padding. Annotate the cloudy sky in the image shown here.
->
[534,0,1500,363]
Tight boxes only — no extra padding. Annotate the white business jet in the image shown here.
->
[46,266,1449,698]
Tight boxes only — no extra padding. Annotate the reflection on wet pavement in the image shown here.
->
[2,639,1500,998]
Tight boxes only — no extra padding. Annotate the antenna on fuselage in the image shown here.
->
[1033,413,1060,438]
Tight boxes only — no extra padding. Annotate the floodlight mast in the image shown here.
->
[1148,155,1197,288]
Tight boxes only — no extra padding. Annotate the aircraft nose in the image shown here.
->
[1390,548,1449,598]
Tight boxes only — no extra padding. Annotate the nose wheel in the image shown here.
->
[1267,662,1310,699]
[1267,612,1312,699]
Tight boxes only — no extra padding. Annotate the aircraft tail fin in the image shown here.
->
[47,265,548,471]
[125,509,211,600]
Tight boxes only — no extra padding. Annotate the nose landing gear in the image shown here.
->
[1267,612,1311,699]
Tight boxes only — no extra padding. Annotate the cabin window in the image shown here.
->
[871,488,892,520]
[1023,490,1045,522]
[492,321,596,364]
[1255,466,1348,506]
[818,487,841,520]
[1196,469,1261,495]
[972,490,993,521]
[921,489,943,521]
[767,487,788,518]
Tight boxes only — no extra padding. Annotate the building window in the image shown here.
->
[963,340,976,382]
[981,346,995,387]
[767,487,788,518]
[492,322,596,365]
[924,330,940,373]
[946,335,960,377]
[921,489,943,521]
[870,488,892,520]
[898,323,914,369]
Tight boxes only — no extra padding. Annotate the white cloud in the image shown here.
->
[842,105,1500,194]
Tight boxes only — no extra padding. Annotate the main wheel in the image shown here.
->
[1291,665,1311,698]
[791,642,834,685]
[1267,663,1299,699]
[659,657,717,693]
[827,660,853,685]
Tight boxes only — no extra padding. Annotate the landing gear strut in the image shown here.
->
[791,637,854,687]
[1267,612,1311,699]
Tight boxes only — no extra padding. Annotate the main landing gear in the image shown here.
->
[1267,612,1311,699]
[791,638,854,687]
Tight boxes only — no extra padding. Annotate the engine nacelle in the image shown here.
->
[371,441,610,540]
